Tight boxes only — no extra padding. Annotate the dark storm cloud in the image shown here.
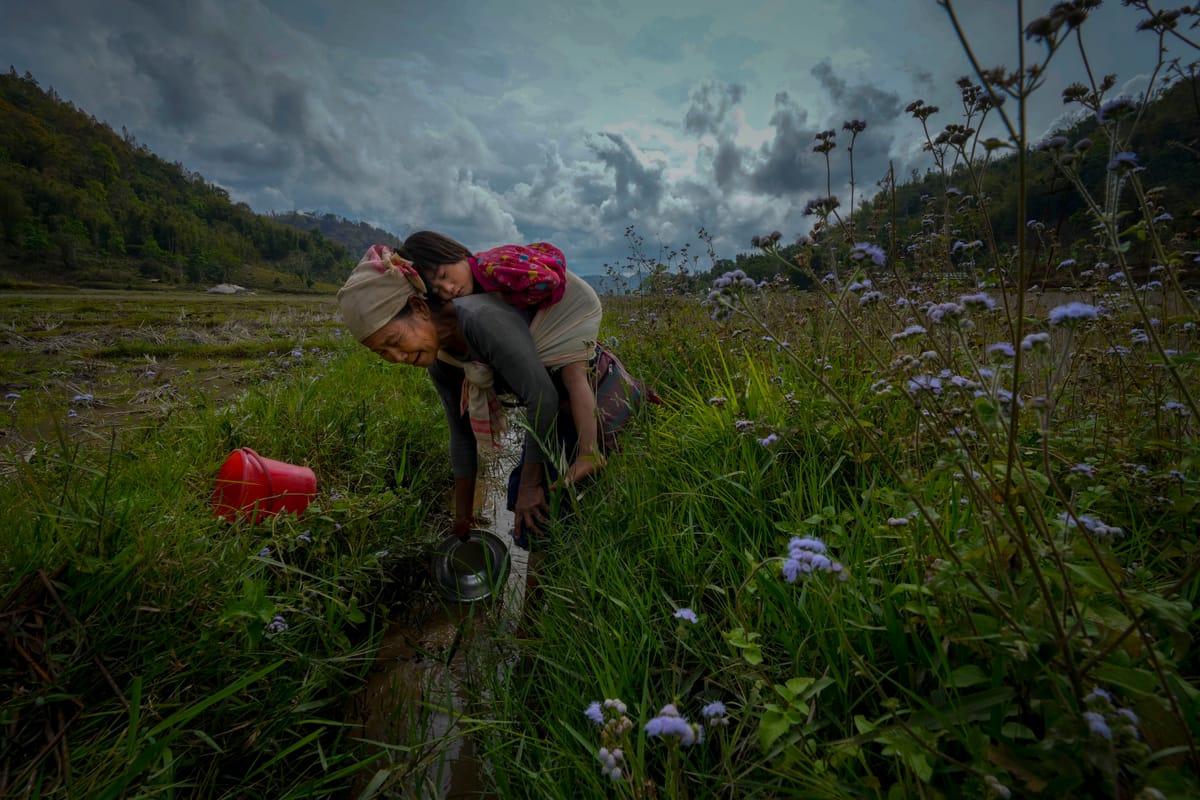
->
[588,132,665,220]
[711,138,743,189]
[811,59,903,129]
[111,31,210,128]
[684,81,745,136]
[748,91,819,196]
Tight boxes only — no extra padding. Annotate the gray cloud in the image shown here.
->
[811,59,903,130]
[587,132,666,220]
[684,81,745,136]
[749,91,818,196]
[0,0,1168,274]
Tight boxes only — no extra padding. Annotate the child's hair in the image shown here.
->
[402,231,472,284]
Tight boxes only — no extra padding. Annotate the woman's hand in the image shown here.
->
[514,481,549,539]
[451,514,476,542]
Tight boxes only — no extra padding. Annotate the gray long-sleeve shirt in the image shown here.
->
[427,292,564,480]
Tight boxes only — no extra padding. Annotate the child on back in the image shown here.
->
[409,233,605,485]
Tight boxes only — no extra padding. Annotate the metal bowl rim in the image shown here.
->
[432,529,510,603]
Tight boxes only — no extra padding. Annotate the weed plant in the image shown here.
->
[477,4,1199,799]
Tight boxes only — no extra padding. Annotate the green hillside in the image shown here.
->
[0,69,386,293]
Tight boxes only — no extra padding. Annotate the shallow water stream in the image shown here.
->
[347,443,527,799]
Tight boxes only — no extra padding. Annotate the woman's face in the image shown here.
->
[430,259,473,301]
[361,305,440,367]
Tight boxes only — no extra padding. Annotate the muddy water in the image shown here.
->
[348,441,527,799]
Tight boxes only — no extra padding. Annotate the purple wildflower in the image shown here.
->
[674,608,698,624]
[1084,711,1112,740]
[891,324,927,342]
[1021,332,1051,351]
[585,701,605,725]
[960,293,996,311]
[906,374,943,395]
[926,302,963,324]
[851,242,886,267]
[1097,96,1136,123]
[644,705,700,747]
[265,614,289,634]
[758,433,779,447]
[782,536,845,583]
[987,342,1016,358]
[1035,135,1069,151]
[1058,512,1123,538]
[1107,151,1138,172]
[1048,302,1100,325]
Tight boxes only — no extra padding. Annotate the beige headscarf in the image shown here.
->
[337,244,428,341]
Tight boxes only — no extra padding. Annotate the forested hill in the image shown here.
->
[267,211,403,258]
[867,75,1200,265]
[0,69,395,292]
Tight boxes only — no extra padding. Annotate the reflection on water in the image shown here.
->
[347,439,524,799]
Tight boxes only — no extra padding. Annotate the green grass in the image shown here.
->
[2,278,1197,798]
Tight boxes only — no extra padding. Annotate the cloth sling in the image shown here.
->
[437,270,601,453]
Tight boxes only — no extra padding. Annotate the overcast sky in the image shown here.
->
[0,1,1178,274]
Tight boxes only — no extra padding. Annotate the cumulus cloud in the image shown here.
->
[0,0,1167,273]
[684,81,746,136]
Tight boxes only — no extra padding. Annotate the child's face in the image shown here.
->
[430,259,473,301]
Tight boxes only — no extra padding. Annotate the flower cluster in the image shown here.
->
[1048,301,1100,326]
[1081,687,1143,747]
[851,242,886,267]
[585,697,634,780]
[701,700,729,727]
[645,704,702,747]
[1057,511,1124,539]
[926,302,964,325]
[781,536,846,583]
[265,614,289,634]
[891,324,927,342]
[704,269,759,321]
[673,608,698,624]
[1021,332,1051,351]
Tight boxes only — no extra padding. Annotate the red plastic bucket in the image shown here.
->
[212,447,317,523]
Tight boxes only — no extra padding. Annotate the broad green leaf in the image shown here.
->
[948,664,988,688]
[759,709,792,752]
